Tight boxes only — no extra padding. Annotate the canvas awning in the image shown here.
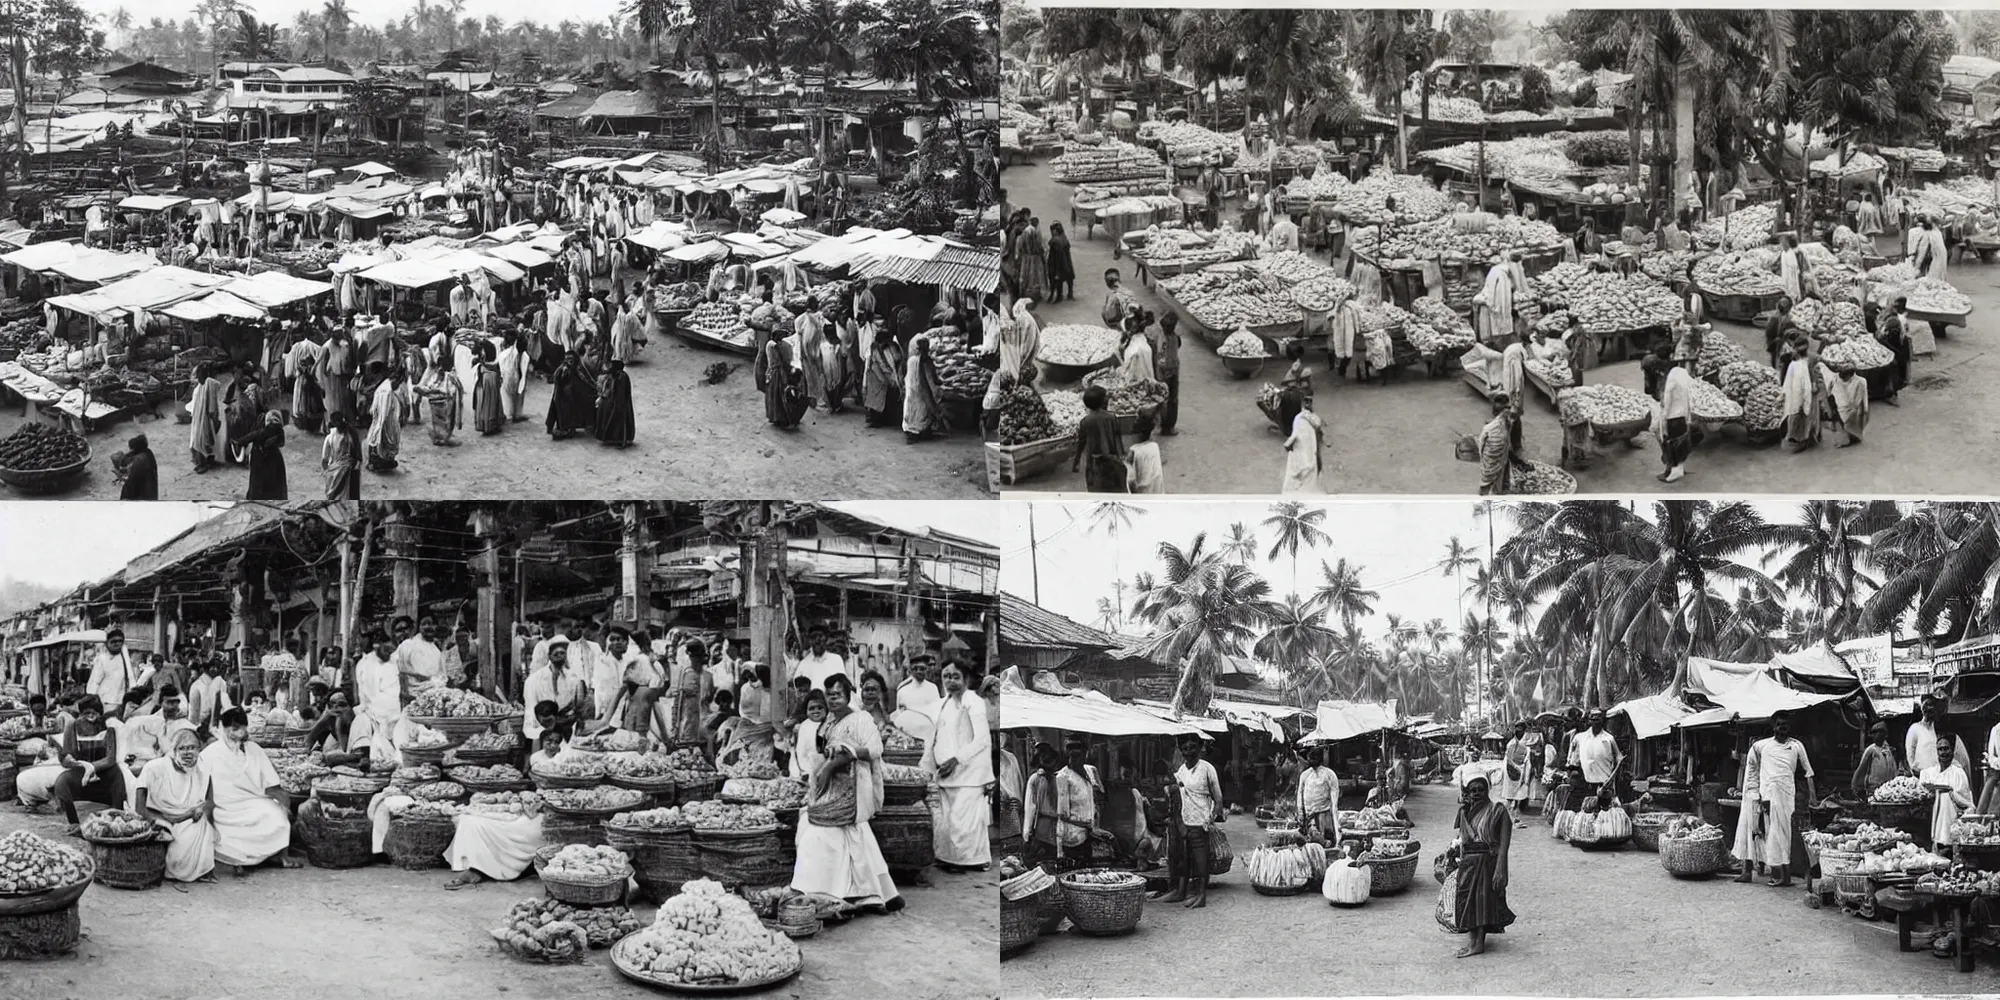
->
[548,155,615,170]
[2,240,82,272]
[359,258,458,288]
[1608,692,1693,740]
[20,629,105,650]
[162,290,266,321]
[45,249,158,284]
[434,250,524,284]
[219,271,334,308]
[480,242,553,269]
[1299,700,1399,743]
[665,241,730,263]
[347,161,397,177]
[118,194,189,212]
[1772,644,1856,684]
[1001,686,1206,738]
[761,207,805,226]
[324,197,394,220]
[41,265,230,319]
[624,222,688,251]
[1675,671,1848,728]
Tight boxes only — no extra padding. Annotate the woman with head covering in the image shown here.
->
[1781,336,1832,453]
[321,412,360,500]
[763,328,808,429]
[902,336,946,442]
[134,726,217,883]
[188,365,226,473]
[473,340,505,435]
[925,661,993,872]
[792,673,904,912]
[546,350,597,439]
[233,410,287,501]
[199,707,300,875]
[594,359,636,447]
[497,330,532,422]
[1281,400,1326,494]
[1446,774,1515,956]
[417,354,464,447]
[861,317,904,428]
[365,368,404,471]
[289,334,325,434]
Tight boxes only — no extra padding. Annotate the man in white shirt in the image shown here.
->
[392,616,448,697]
[794,631,847,691]
[523,640,587,745]
[1567,709,1623,799]
[1747,711,1816,887]
[187,660,234,729]
[1907,695,1971,777]
[350,634,404,761]
[87,629,152,709]
[120,684,195,774]
[593,626,647,721]
[1659,359,1696,484]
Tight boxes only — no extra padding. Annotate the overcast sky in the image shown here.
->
[79,0,634,30]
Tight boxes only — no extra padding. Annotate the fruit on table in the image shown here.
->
[1363,839,1415,860]
[0,422,86,472]
[80,808,154,840]
[278,761,334,793]
[1249,251,1339,288]
[1689,380,1743,422]
[882,763,929,785]
[1916,866,1988,896]
[531,755,609,780]
[719,757,781,780]
[1717,360,1778,402]
[1953,816,2000,846]
[623,879,802,984]
[1742,382,1784,431]
[0,714,60,739]
[490,900,591,964]
[399,725,450,750]
[1053,140,1164,184]
[678,800,780,831]
[541,785,646,813]
[1137,121,1234,166]
[1356,301,1413,333]
[1353,214,1566,267]
[1806,822,1907,853]
[720,777,807,809]
[1693,203,1779,251]
[0,830,90,893]
[1185,291,1300,332]
[1081,368,1169,416]
[1218,328,1270,359]
[1901,278,1972,316]
[996,385,1063,446]
[1408,321,1473,356]
[1789,300,1868,342]
[315,774,387,795]
[393,764,442,785]
[1131,226,1208,251]
[1858,842,1949,873]
[1158,265,1283,302]
[650,282,703,313]
[1693,252,1783,296]
[1823,337,1894,372]
[1038,324,1120,367]
[1530,264,1682,333]
[1560,383,1652,426]
[1871,775,1931,805]
[1286,171,1351,203]
[1526,357,1573,389]
[1328,171,1455,226]
[572,730,647,753]
[666,748,714,772]
[1289,276,1356,313]
[408,688,513,718]
[467,790,543,817]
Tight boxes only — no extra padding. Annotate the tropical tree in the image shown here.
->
[1863,502,2000,645]
[1235,8,1353,137]
[1439,535,1480,634]
[1086,501,1145,629]
[626,0,778,167]
[1762,499,1897,645]
[778,0,857,166]
[860,0,992,105]
[1262,501,1329,593]
[1221,521,1258,567]
[33,0,104,174]
[1253,593,1339,687]
[321,0,350,61]
[1128,542,1278,716]
[1309,556,1377,630]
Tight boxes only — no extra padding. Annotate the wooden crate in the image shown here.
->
[985,434,1075,493]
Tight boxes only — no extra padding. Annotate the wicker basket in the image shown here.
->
[693,825,785,887]
[1251,881,1311,896]
[606,773,678,798]
[312,777,389,810]
[533,844,631,906]
[383,811,457,870]
[871,802,935,875]
[451,769,533,794]
[399,744,452,767]
[1357,850,1420,896]
[541,811,608,849]
[1001,877,1051,957]
[1831,870,1875,909]
[882,748,924,768]
[1819,848,1866,877]
[605,823,701,901]
[444,745,517,767]
[1059,871,1146,935]
[0,898,83,959]
[85,831,167,890]
[300,808,375,869]
[883,780,929,808]
[531,769,608,791]
[673,775,722,805]
[1659,831,1726,878]
[1631,812,1685,853]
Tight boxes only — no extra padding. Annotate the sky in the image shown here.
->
[78,0,633,31]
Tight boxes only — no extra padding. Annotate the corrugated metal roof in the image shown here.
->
[849,240,1000,294]
[999,592,1120,651]
[584,90,660,119]
[535,90,601,119]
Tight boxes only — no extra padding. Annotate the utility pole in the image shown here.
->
[470,507,510,700]
[744,502,789,729]
[1028,505,1040,605]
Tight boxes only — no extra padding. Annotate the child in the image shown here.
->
[1126,412,1164,493]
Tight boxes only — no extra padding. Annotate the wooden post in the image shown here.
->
[744,503,789,729]
[470,507,510,700]
[151,585,166,658]
[984,606,998,677]
[617,502,651,629]
[387,511,420,625]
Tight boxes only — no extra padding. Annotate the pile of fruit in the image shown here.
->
[394,764,443,785]
[1244,842,1327,890]
[1662,816,1723,840]
[882,763,929,785]
[923,326,989,399]
[1246,251,1332,288]
[608,752,679,780]
[532,755,609,780]
[387,799,459,820]
[667,748,715,778]
[408,688,513,718]
[541,843,632,881]
[609,807,693,831]
[1955,816,2000,846]
[1639,249,1701,287]
[1823,338,1894,372]
[1357,301,1413,333]
[1789,300,1868,342]
[884,730,925,754]
[1717,360,1778,402]
[0,830,90,893]
[679,302,754,349]
[1038,325,1120,367]
[1081,368,1169,416]
[1857,842,1950,873]
[677,800,780,831]
[1530,265,1682,333]
[619,879,802,985]
[410,780,467,802]
[489,899,591,964]
[541,786,646,814]
[720,778,807,809]
[1362,839,1417,860]
[500,897,643,950]
[1694,203,1779,251]
[1329,172,1455,226]
[1899,278,1973,316]
[1405,298,1475,356]
[1693,335,1747,378]
[1692,253,1782,297]
[1286,171,1350,203]
[1140,121,1236,167]
[1053,141,1164,184]
[466,791,543,817]
[1741,382,1785,431]
[1288,276,1355,314]
[315,774,388,796]
[1065,868,1145,888]
[1805,822,1907,853]
[0,423,87,472]
[399,725,450,751]
[1159,266,1280,302]
[1686,379,1742,422]
[457,732,519,753]
[1512,461,1575,495]
[1355,214,1566,268]
[278,762,334,794]
[261,246,340,273]
[1871,775,1931,806]
[80,808,154,840]
[573,730,647,753]
[1185,292,1301,332]
[1558,384,1652,428]
[649,282,704,314]
[719,757,781,781]
[1131,227,1208,252]
[1916,865,2000,897]
[1526,357,1573,390]
[1217,329,1269,359]
[1041,391,1087,435]
[996,384,1063,446]
[0,714,60,740]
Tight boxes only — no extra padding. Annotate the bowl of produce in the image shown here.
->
[611,879,804,991]
[0,424,91,494]
[1217,328,1270,378]
[1871,775,1931,806]
[1037,324,1121,383]
[0,830,94,897]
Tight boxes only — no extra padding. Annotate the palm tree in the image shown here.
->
[777,0,857,169]
[321,0,350,62]
[1131,533,1222,630]
[627,0,776,167]
[1167,8,1241,130]
[1128,571,1163,626]
[860,0,988,105]
[1221,521,1258,567]
[1087,501,1146,629]
[1309,557,1377,629]
[1092,597,1118,633]
[1236,8,1352,137]
[1439,535,1480,634]
[1253,593,1340,693]
[1762,499,1895,647]
[109,7,131,48]
[1864,502,2000,645]
[1127,558,1277,716]
[1262,501,1329,593]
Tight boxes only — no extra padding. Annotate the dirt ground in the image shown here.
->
[1003,154,2000,495]
[1001,783,1990,999]
[0,325,988,502]
[0,802,997,1000]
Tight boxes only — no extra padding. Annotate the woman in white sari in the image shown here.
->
[1280,404,1326,494]
[793,674,902,912]
[198,708,300,875]
[923,662,993,872]
[134,727,217,882]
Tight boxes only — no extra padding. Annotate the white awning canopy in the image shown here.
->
[347,161,397,177]
[358,258,458,288]
[219,270,334,308]
[118,194,190,212]
[162,290,266,321]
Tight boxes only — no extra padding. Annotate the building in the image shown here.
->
[215,60,299,90]
[103,59,200,95]
[231,66,356,109]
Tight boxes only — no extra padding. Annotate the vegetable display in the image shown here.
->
[1716,360,1778,402]
[1185,293,1301,331]
[500,897,643,950]
[1248,251,1338,288]
[1694,335,1747,379]
[609,807,692,831]
[1855,842,1949,873]
[1357,301,1413,333]
[996,385,1064,446]
[679,302,753,349]
[924,327,989,399]
[608,752,680,779]
[409,780,467,802]
[1038,324,1120,367]
[1741,383,1785,431]
[0,423,87,472]
[466,791,543,817]
[0,830,91,893]
[399,725,450,750]
[457,732,519,753]
[1690,380,1743,422]
[1898,278,1972,316]
[490,903,591,964]
[720,778,807,809]
[1246,843,1327,890]
[532,755,608,780]
[1789,300,1868,342]
[1693,203,1779,251]
[393,764,442,785]
[1066,869,1145,887]
[1040,391,1086,436]
[1525,357,1573,390]
[1053,141,1165,184]
[1285,172,1350,203]
[1557,384,1652,427]
[1327,172,1455,226]
[408,688,513,718]
[1289,276,1356,313]
[1531,264,1682,333]
[1080,368,1169,416]
[619,879,802,985]
[718,757,781,780]
[0,714,61,740]
[1693,253,1783,297]
[1822,338,1894,372]
[572,730,647,753]
[387,799,459,820]
[1512,461,1575,495]
[1217,329,1270,359]
[1806,822,1908,853]
[540,843,632,880]
[1870,776,1931,805]
[674,800,780,831]
[80,808,154,840]
[541,786,646,813]
[1352,215,1565,268]
[1406,298,1476,355]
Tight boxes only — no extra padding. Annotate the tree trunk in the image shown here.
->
[1673,56,1694,218]
[11,35,30,190]
[1627,91,1641,189]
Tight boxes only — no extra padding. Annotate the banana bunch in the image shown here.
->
[1716,360,1777,402]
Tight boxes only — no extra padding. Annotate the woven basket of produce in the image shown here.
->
[0,851,92,960]
[882,748,924,768]
[1001,869,1055,957]
[82,830,166,891]
[607,772,678,797]
[605,820,700,900]
[882,778,929,808]
[1831,870,1875,908]
[1819,848,1866,877]
[451,767,533,793]
[693,826,785,887]
[299,805,375,869]
[0,424,91,495]
[871,802,936,875]
[532,770,604,791]
[1356,850,1421,896]
[1059,869,1147,935]
[1659,831,1726,878]
[672,775,722,805]
[541,811,609,849]
[383,810,457,869]
[1631,812,1685,853]
[311,775,388,809]
[399,744,451,767]
[533,844,632,906]
[443,739,518,767]
[407,714,504,742]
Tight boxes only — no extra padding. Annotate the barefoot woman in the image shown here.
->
[1453,775,1515,957]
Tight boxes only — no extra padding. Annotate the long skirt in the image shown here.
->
[1841,408,1867,443]
[1730,793,1762,864]
[212,794,291,866]
[293,377,325,433]
[162,815,218,881]
[1783,409,1820,449]
[1759,790,1798,866]
[932,785,991,867]
[1454,845,1515,933]
[449,813,546,880]
[792,819,900,904]
[474,372,504,434]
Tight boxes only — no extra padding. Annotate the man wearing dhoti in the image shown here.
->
[1746,711,1815,888]
[924,661,992,872]
[1295,748,1340,843]
[199,708,300,875]
[1730,731,1763,881]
